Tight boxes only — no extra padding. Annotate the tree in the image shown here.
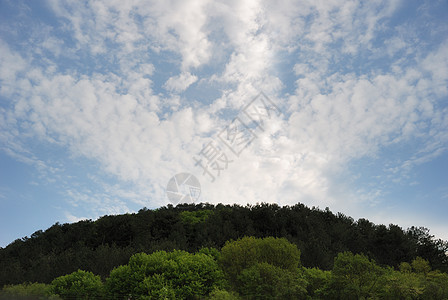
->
[219,236,301,285]
[322,252,385,299]
[302,267,331,297]
[412,256,431,275]
[219,237,306,298]
[237,262,307,299]
[104,265,135,299]
[106,250,226,299]
[51,270,104,300]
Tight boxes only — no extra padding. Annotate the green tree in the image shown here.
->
[412,256,431,275]
[323,252,385,299]
[219,237,306,298]
[180,210,213,225]
[106,250,226,299]
[219,236,301,285]
[302,267,331,297]
[423,270,448,299]
[237,262,307,299]
[51,270,104,300]
[377,268,425,299]
[104,265,135,299]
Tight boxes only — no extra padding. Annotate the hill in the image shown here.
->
[1,202,447,287]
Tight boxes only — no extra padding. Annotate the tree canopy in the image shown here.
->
[1,202,447,291]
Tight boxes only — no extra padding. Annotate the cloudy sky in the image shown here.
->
[1,0,447,248]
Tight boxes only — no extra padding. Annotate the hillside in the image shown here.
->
[1,202,447,287]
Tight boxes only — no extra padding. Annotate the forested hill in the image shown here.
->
[1,203,447,287]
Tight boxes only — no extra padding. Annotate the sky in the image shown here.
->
[0,0,447,248]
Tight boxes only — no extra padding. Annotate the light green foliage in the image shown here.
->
[237,262,307,299]
[208,288,240,300]
[219,236,301,285]
[198,247,221,261]
[50,270,104,300]
[302,267,331,297]
[0,282,61,299]
[399,261,413,273]
[180,210,213,225]
[4,237,448,299]
[323,252,385,299]
[379,269,425,299]
[378,257,448,299]
[219,237,306,299]
[412,256,431,275]
[105,264,135,299]
[107,250,226,299]
[140,274,176,299]
[424,270,448,299]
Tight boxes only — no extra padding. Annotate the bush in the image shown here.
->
[51,270,104,300]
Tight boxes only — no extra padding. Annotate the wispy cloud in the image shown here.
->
[0,0,447,242]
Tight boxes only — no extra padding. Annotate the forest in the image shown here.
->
[1,203,447,299]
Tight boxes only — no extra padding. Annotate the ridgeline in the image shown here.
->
[1,202,447,287]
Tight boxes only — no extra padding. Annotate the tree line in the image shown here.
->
[0,203,447,288]
[1,236,448,299]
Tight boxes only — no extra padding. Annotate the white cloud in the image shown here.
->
[64,212,87,223]
[0,0,447,239]
[164,72,198,93]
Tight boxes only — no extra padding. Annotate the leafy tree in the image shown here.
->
[50,270,104,300]
[219,236,301,285]
[302,267,331,297]
[412,256,431,275]
[423,270,448,299]
[180,210,213,225]
[407,226,448,272]
[322,252,385,299]
[104,265,135,299]
[106,250,226,299]
[378,268,425,299]
[219,237,307,298]
[237,262,307,299]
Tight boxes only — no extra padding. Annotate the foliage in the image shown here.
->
[0,204,448,299]
[180,209,213,225]
[219,237,307,299]
[0,282,61,300]
[320,252,385,299]
[219,236,301,285]
[1,241,448,299]
[208,288,240,300]
[1,202,447,296]
[302,267,331,297]
[50,270,104,300]
[237,262,307,299]
[106,250,226,299]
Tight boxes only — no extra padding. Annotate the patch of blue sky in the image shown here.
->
[345,137,448,217]
[0,151,63,247]
[272,49,299,98]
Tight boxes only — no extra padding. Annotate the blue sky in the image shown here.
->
[0,0,447,248]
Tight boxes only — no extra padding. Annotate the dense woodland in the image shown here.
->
[1,203,447,299]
